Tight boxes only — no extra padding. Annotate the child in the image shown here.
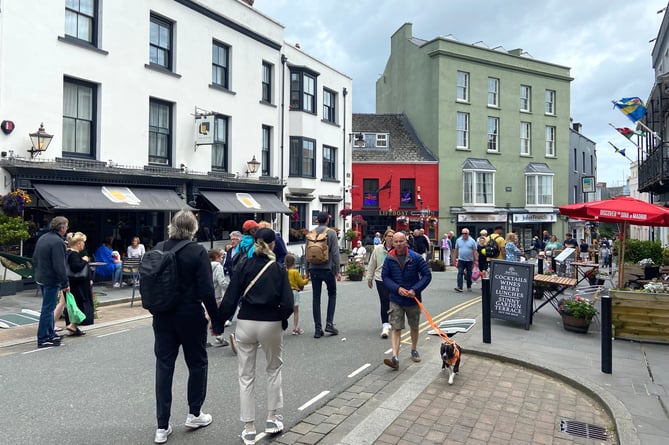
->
[600,243,611,270]
[208,249,229,347]
[285,253,308,335]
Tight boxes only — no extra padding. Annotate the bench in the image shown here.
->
[0,252,37,296]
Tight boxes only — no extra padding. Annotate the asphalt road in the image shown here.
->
[0,271,475,444]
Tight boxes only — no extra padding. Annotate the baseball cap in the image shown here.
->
[242,220,259,233]
[255,227,276,244]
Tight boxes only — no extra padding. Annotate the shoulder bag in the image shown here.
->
[243,260,275,297]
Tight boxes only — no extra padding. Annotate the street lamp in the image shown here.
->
[28,123,53,159]
[245,155,261,176]
[349,132,365,147]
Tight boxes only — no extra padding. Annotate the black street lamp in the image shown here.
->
[28,123,53,159]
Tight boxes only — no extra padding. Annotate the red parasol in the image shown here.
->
[558,196,669,287]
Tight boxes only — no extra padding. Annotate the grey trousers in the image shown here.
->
[235,319,284,422]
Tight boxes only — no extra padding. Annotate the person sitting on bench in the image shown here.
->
[94,236,123,288]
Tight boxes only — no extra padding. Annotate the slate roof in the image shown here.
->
[352,114,438,163]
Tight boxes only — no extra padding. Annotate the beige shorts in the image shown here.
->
[388,301,420,330]
[292,290,301,307]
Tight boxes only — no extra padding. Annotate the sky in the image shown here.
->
[255,0,666,187]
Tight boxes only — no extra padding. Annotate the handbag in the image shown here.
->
[471,264,481,281]
[66,255,89,279]
[65,291,87,324]
[243,260,275,297]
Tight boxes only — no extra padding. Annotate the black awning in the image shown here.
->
[34,184,190,211]
[199,191,291,214]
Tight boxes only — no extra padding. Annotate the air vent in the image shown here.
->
[559,419,608,440]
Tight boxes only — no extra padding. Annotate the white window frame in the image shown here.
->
[487,116,499,152]
[456,71,469,102]
[526,174,554,206]
[376,133,388,147]
[463,170,495,205]
[456,112,469,149]
[545,126,556,157]
[520,84,531,112]
[487,77,499,107]
[545,89,555,115]
[520,122,531,155]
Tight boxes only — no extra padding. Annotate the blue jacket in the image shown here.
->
[382,248,432,307]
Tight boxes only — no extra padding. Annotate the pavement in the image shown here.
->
[1,271,667,444]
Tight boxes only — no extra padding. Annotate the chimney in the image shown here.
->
[241,0,254,6]
[508,48,523,56]
[572,122,582,132]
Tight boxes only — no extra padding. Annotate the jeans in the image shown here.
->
[457,260,473,290]
[112,263,122,283]
[374,280,390,325]
[37,285,60,344]
[310,269,337,330]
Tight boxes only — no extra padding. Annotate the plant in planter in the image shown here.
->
[638,258,660,280]
[345,262,366,281]
[558,295,597,333]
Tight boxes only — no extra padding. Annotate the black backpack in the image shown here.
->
[485,235,500,258]
[139,240,191,314]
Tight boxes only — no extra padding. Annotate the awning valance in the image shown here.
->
[34,184,190,211]
[199,191,291,214]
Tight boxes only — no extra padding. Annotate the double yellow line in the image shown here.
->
[400,296,481,343]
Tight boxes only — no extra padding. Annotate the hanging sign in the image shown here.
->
[1,120,15,135]
[194,115,214,145]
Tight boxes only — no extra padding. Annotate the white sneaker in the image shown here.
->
[185,412,212,429]
[113,282,121,288]
[381,325,389,339]
[224,320,232,327]
[154,424,172,443]
[213,335,229,347]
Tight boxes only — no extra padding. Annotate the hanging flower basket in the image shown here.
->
[339,207,352,218]
[0,189,31,217]
[396,216,408,226]
[352,214,367,225]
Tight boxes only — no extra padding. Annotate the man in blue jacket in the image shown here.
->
[381,231,432,370]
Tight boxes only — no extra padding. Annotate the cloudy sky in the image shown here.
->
[255,0,666,186]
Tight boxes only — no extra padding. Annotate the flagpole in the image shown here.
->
[607,123,641,150]
[607,141,633,162]
[634,120,662,143]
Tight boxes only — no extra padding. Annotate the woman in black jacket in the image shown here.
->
[215,228,293,445]
[64,231,94,334]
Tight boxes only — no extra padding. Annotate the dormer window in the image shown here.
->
[357,132,389,149]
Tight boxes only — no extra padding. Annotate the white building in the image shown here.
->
[0,0,351,255]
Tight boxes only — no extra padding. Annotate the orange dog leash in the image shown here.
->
[412,295,456,346]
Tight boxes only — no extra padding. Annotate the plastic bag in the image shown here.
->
[65,291,86,325]
[471,264,481,281]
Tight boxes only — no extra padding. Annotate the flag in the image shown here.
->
[615,127,640,140]
[377,176,392,192]
[612,97,647,123]
[608,141,633,161]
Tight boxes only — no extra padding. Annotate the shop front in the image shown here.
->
[510,213,557,252]
[359,209,440,244]
[455,212,508,240]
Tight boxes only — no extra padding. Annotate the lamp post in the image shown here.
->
[28,123,53,159]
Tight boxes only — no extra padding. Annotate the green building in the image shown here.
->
[377,23,573,249]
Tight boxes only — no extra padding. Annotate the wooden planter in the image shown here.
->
[561,313,592,334]
[610,290,669,343]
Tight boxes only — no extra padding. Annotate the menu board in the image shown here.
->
[489,260,533,330]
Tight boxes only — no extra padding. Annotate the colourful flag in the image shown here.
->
[377,176,392,192]
[607,141,633,161]
[612,97,647,122]
[615,127,636,139]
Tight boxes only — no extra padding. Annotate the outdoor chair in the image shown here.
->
[121,257,141,307]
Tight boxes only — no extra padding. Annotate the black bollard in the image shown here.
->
[601,295,612,374]
[482,277,491,343]
[594,253,599,264]
[538,258,544,274]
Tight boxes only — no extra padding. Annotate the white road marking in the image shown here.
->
[23,348,53,354]
[97,329,130,338]
[384,348,392,355]
[298,390,330,411]
[348,363,371,378]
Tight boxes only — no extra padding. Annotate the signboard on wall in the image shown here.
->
[582,176,595,193]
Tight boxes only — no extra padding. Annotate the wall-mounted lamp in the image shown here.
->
[246,155,260,176]
[349,132,365,147]
[28,123,53,159]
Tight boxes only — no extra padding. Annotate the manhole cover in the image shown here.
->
[560,419,608,440]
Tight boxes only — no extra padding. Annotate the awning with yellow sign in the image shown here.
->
[199,191,291,214]
[33,184,191,211]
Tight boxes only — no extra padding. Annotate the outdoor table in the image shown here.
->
[571,261,600,287]
[533,274,577,314]
[88,261,107,281]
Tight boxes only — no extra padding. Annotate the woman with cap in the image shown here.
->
[214,228,294,445]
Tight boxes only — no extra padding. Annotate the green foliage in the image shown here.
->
[559,296,597,320]
[0,216,30,247]
[344,229,360,242]
[345,262,365,276]
[662,247,669,266]
[622,239,662,265]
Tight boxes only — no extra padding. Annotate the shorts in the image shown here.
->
[388,301,420,330]
[292,289,301,307]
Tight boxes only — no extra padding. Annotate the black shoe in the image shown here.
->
[49,335,62,344]
[38,339,61,348]
[325,324,339,335]
[314,329,324,338]
[454,287,463,293]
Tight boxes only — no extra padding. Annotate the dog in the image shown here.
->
[440,341,462,385]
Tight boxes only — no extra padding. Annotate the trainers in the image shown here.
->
[381,324,390,339]
[411,349,421,362]
[213,335,229,347]
[113,282,121,288]
[454,287,463,292]
[384,355,399,369]
[314,329,324,339]
[185,412,212,429]
[265,415,284,434]
[229,333,237,355]
[292,328,304,335]
[467,287,472,292]
[241,428,256,445]
[224,320,232,327]
[154,424,172,444]
[324,324,339,335]
[37,339,61,348]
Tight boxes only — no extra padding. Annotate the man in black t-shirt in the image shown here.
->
[411,229,429,260]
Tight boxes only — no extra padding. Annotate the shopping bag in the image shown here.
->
[65,291,86,325]
[471,264,481,281]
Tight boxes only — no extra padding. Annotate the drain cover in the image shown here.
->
[560,419,608,440]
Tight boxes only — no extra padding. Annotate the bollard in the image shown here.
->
[594,253,599,264]
[482,277,491,343]
[601,294,612,374]
[538,258,544,274]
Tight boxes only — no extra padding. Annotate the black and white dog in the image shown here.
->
[440,341,462,385]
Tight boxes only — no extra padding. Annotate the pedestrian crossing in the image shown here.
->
[0,309,40,329]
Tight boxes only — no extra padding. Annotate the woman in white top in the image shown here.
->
[126,236,146,258]
[352,240,367,263]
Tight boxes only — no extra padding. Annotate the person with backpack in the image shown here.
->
[148,210,219,444]
[306,211,341,338]
[485,226,506,268]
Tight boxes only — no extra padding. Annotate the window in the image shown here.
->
[487,117,499,152]
[456,112,469,148]
[323,89,336,123]
[65,0,97,44]
[545,126,556,157]
[520,85,531,112]
[363,179,379,208]
[150,14,173,70]
[526,175,553,206]
[488,77,499,106]
[322,204,336,227]
[456,71,469,102]
[573,148,577,171]
[399,179,416,208]
[360,133,389,148]
[148,99,172,165]
[322,145,336,179]
[289,137,315,177]
[261,62,272,103]
[520,122,531,155]
[288,203,307,242]
[290,70,316,113]
[545,89,555,115]
[463,171,494,205]
[212,115,228,170]
[261,125,271,176]
[63,77,96,157]
[212,41,230,89]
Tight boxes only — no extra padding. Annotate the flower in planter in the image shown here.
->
[558,295,597,320]
[429,260,446,271]
[345,262,366,278]
[643,281,669,293]
[638,258,656,267]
